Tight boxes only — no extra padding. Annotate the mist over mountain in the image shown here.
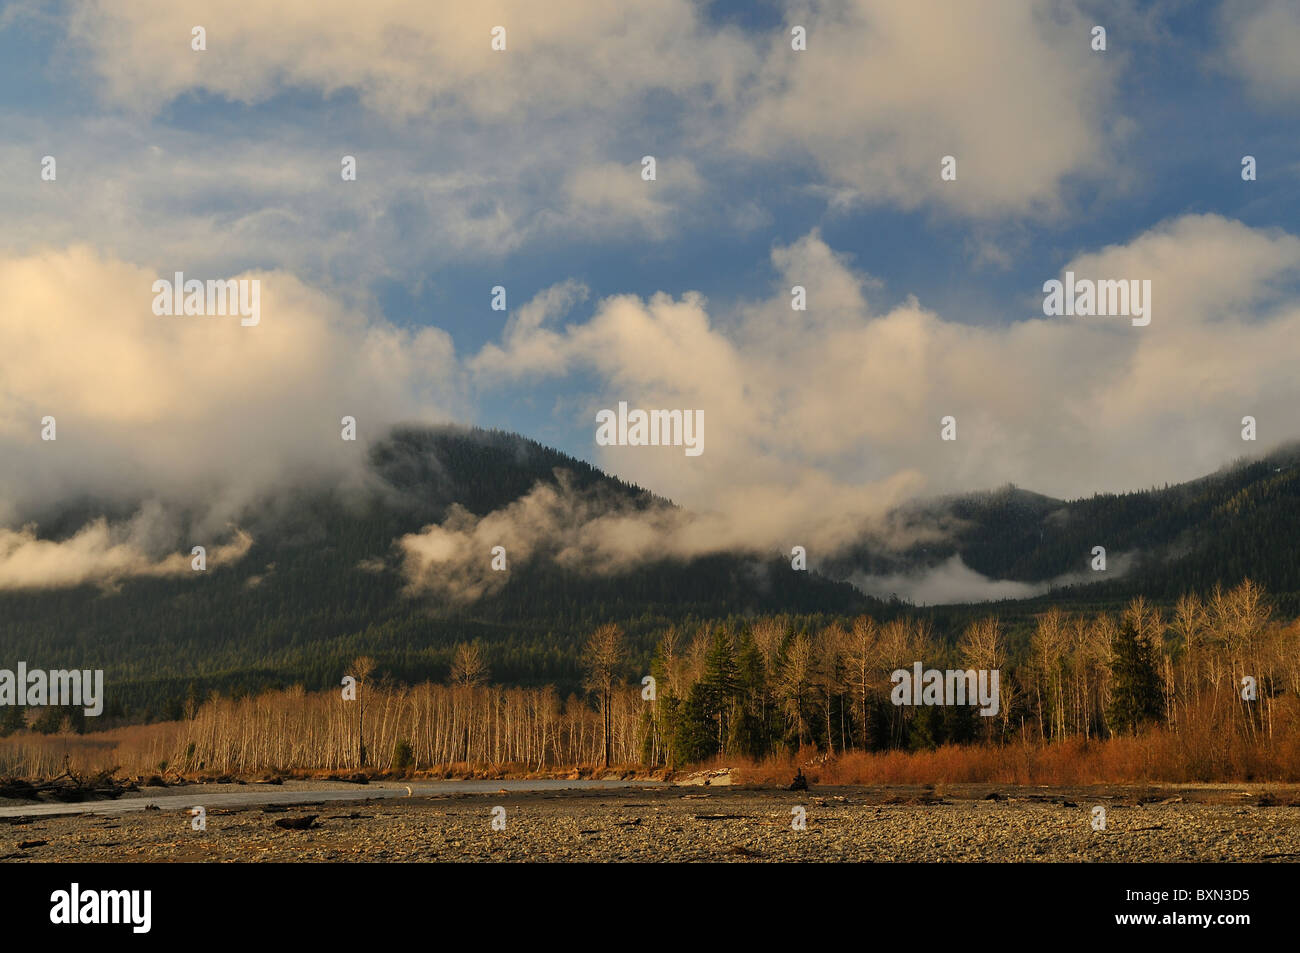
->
[831,443,1300,609]
[0,426,876,717]
[2,425,1296,721]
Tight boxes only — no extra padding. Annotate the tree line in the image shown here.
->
[644,579,1295,767]
[5,579,1292,776]
[112,579,1300,774]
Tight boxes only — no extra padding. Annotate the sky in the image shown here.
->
[2,0,1299,595]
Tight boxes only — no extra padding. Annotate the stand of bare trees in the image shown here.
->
[167,681,648,774]
[637,579,1300,767]
[5,580,1296,780]
[151,580,1300,775]
[1015,582,1293,746]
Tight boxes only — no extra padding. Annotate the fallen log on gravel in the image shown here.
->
[0,768,128,803]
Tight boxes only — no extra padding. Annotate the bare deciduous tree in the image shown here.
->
[583,623,624,767]
[451,642,487,688]
[779,631,814,748]
[350,655,376,769]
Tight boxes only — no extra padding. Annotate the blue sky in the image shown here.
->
[0,5,1291,287]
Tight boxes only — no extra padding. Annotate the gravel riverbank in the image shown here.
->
[4,782,1299,862]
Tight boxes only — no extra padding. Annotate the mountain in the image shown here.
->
[825,442,1300,612]
[3,426,1297,722]
[0,427,876,719]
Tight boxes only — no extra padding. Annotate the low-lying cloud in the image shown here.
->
[850,553,1139,607]
[0,517,252,591]
[0,246,459,587]
[5,215,1300,598]
[449,213,1300,600]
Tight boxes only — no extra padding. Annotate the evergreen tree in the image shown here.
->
[731,630,769,759]
[1107,619,1163,734]
[699,629,740,754]
[671,686,715,765]
[0,706,26,737]
[908,705,940,751]
[31,707,66,734]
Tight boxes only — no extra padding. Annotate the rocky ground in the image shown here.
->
[4,782,1300,862]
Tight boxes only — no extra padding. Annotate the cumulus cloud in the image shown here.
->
[0,0,1146,333]
[735,0,1122,217]
[10,214,1298,596]
[0,4,752,282]
[49,0,1124,231]
[6,2,1293,605]
[462,214,1300,591]
[0,245,460,585]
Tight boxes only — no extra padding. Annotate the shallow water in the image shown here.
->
[0,779,662,818]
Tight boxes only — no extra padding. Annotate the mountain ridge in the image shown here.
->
[2,426,1296,720]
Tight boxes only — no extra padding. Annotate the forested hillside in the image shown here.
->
[827,444,1300,611]
[0,427,876,720]
[2,427,1297,725]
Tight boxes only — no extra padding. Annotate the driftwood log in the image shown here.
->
[0,768,128,802]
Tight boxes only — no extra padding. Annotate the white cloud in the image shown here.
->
[562,160,705,238]
[735,0,1122,217]
[52,0,1125,228]
[851,553,1136,606]
[0,517,251,591]
[1220,0,1300,103]
[471,215,1300,557]
[8,215,1300,594]
[65,0,756,119]
[437,210,1300,598]
[0,246,461,583]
